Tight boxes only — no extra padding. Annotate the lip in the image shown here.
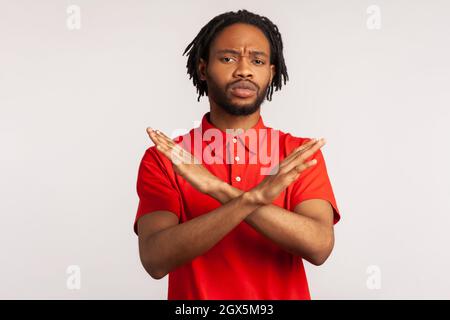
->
[229,81,257,98]
[230,88,256,98]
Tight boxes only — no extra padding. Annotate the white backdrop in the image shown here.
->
[1,0,449,299]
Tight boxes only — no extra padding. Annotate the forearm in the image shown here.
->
[144,191,262,278]
[209,182,332,264]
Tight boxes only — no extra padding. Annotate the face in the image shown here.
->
[198,23,275,116]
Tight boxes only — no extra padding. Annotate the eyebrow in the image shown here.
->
[215,49,268,58]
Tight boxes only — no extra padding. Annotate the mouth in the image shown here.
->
[230,87,256,98]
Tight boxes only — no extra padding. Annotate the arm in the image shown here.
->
[207,181,335,266]
[138,191,261,280]
[144,128,331,272]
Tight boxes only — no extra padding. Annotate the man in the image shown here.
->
[134,9,341,300]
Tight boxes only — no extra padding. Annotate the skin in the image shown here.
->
[149,129,331,260]
[138,23,335,280]
[198,23,275,130]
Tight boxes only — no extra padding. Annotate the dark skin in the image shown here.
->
[198,23,275,131]
[138,23,334,280]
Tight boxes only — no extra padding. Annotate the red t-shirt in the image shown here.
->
[134,112,341,300]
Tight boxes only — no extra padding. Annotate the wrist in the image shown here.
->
[207,179,247,204]
[243,189,266,207]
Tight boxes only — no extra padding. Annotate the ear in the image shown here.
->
[270,64,276,83]
[198,58,207,81]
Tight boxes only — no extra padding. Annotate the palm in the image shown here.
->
[147,128,219,194]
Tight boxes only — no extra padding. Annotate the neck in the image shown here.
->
[209,103,261,133]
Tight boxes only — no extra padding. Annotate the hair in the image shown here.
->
[183,9,289,102]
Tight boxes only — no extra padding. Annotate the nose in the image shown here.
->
[233,57,253,79]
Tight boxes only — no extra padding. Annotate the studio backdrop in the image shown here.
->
[1,0,449,299]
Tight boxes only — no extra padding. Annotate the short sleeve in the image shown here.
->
[133,147,182,235]
[289,143,341,225]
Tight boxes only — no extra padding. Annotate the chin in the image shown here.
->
[229,97,257,106]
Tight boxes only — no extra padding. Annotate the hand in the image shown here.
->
[146,127,223,195]
[249,138,327,206]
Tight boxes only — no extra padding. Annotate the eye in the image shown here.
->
[220,57,235,63]
[254,59,265,65]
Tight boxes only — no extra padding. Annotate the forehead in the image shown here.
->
[209,23,270,54]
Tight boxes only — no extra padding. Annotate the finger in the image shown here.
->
[155,130,188,158]
[154,129,188,158]
[155,129,178,148]
[153,131,196,165]
[149,129,175,157]
[298,138,326,162]
[287,158,318,180]
[149,128,171,148]
[146,127,160,145]
[281,138,321,167]
[156,130,198,164]
[159,143,189,165]
[147,127,188,165]
[286,138,319,161]
[284,138,326,173]
[165,138,193,164]
[150,128,181,155]
[154,142,173,160]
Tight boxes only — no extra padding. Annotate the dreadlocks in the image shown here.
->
[183,9,289,102]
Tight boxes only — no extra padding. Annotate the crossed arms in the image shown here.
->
[137,128,335,279]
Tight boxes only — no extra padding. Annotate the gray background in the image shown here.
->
[1,0,449,299]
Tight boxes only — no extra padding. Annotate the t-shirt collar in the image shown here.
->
[200,111,267,153]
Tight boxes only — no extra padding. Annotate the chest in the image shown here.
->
[175,163,289,222]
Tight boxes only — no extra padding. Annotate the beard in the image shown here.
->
[206,77,270,116]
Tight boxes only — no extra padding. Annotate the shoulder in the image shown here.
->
[278,130,316,154]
